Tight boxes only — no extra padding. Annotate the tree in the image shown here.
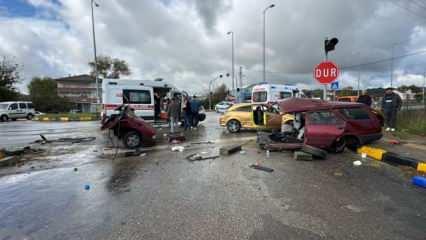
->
[0,57,20,101]
[88,55,131,79]
[28,77,72,112]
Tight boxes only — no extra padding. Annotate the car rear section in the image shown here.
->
[336,106,382,147]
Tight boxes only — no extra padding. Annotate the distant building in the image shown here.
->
[54,74,101,112]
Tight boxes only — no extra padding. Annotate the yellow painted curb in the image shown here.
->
[357,146,386,161]
[417,162,426,173]
[60,117,69,121]
[79,116,92,121]
[41,117,50,121]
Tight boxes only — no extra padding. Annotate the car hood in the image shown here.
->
[279,98,362,113]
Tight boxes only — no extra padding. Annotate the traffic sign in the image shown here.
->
[314,61,340,84]
[330,81,339,90]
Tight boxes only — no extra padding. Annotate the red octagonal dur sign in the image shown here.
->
[314,61,340,84]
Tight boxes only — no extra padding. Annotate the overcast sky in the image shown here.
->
[1,0,426,94]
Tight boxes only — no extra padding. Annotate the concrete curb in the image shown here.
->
[357,145,426,172]
[33,116,99,122]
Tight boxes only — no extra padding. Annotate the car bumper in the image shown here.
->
[359,132,383,145]
[219,117,226,127]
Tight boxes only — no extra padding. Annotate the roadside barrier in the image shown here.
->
[33,116,99,121]
[357,145,426,173]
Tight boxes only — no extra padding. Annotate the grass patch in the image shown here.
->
[36,112,100,121]
[396,110,426,136]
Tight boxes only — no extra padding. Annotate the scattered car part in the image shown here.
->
[249,164,274,172]
[186,153,220,161]
[265,143,303,151]
[353,160,362,166]
[301,144,327,159]
[293,151,313,161]
[220,144,242,156]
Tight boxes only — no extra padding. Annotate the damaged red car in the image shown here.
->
[271,98,383,152]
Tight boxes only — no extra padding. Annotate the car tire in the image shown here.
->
[0,115,8,122]
[123,131,142,149]
[301,144,327,159]
[27,114,34,120]
[227,119,241,133]
[332,138,346,153]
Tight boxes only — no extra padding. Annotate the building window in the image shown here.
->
[123,90,151,104]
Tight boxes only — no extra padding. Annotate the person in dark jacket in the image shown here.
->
[183,96,192,130]
[154,92,161,120]
[381,87,402,132]
[357,90,372,107]
[167,97,180,133]
[190,95,201,127]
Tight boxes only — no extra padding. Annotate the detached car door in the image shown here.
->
[304,110,346,149]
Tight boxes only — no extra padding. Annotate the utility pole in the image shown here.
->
[239,66,243,88]
[357,71,361,97]
[91,0,100,104]
[423,71,425,110]
[262,4,275,83]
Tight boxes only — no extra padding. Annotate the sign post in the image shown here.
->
[313,61,340,100]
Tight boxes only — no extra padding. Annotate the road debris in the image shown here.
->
[249,164,274,172]
[239,150,246,154]
[301,145,327,159]
[219,144,242,156]
[294,151,313,161]
[186,153,219,161]
[84,184,91,190]
[35,135,96,144]
[264,142,303,151]
[124,150,147,157]
[171,146,185,152]
[353,160,362,166]
[74,168,78,172]
[412,176,426,188]
[190,141,214,145]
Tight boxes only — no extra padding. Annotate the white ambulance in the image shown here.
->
[251,84,301,105]
[102,79,182,120]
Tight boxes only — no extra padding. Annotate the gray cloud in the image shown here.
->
[1,0,426,94]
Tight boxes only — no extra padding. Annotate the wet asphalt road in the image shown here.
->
[0,113,425,240]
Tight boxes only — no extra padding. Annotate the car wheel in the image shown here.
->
[332,138,346,153]
[345,136,361,151]
[123,131,142,149]
[301,144,327,159]
[27,114,34,120]
[227,119,241,133]
[0,115,8,122]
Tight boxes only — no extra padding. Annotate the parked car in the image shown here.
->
[215,101,233,113]
[0,101,36,122]
[219,103,293,133]
[272,98,383,152]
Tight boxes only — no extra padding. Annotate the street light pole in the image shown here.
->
[263,4,275,83]
[91,0,100,104]
[209,75,223,111]
[227,31,235,91]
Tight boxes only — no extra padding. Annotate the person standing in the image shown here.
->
[190,95,201,128]
[154,92,161,120]
[357,90,372,107]
[381,87,402,132]
[167,97,180,133]
[182,96,192,130]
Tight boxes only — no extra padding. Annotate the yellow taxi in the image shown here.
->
[219,103,293,133]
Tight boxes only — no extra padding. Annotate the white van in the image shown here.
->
[0,101,36,121]
[102,79,183,120]
[251,84,301,105]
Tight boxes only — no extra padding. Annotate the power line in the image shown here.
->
[389,0,426,20]
[341,49,426,69]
